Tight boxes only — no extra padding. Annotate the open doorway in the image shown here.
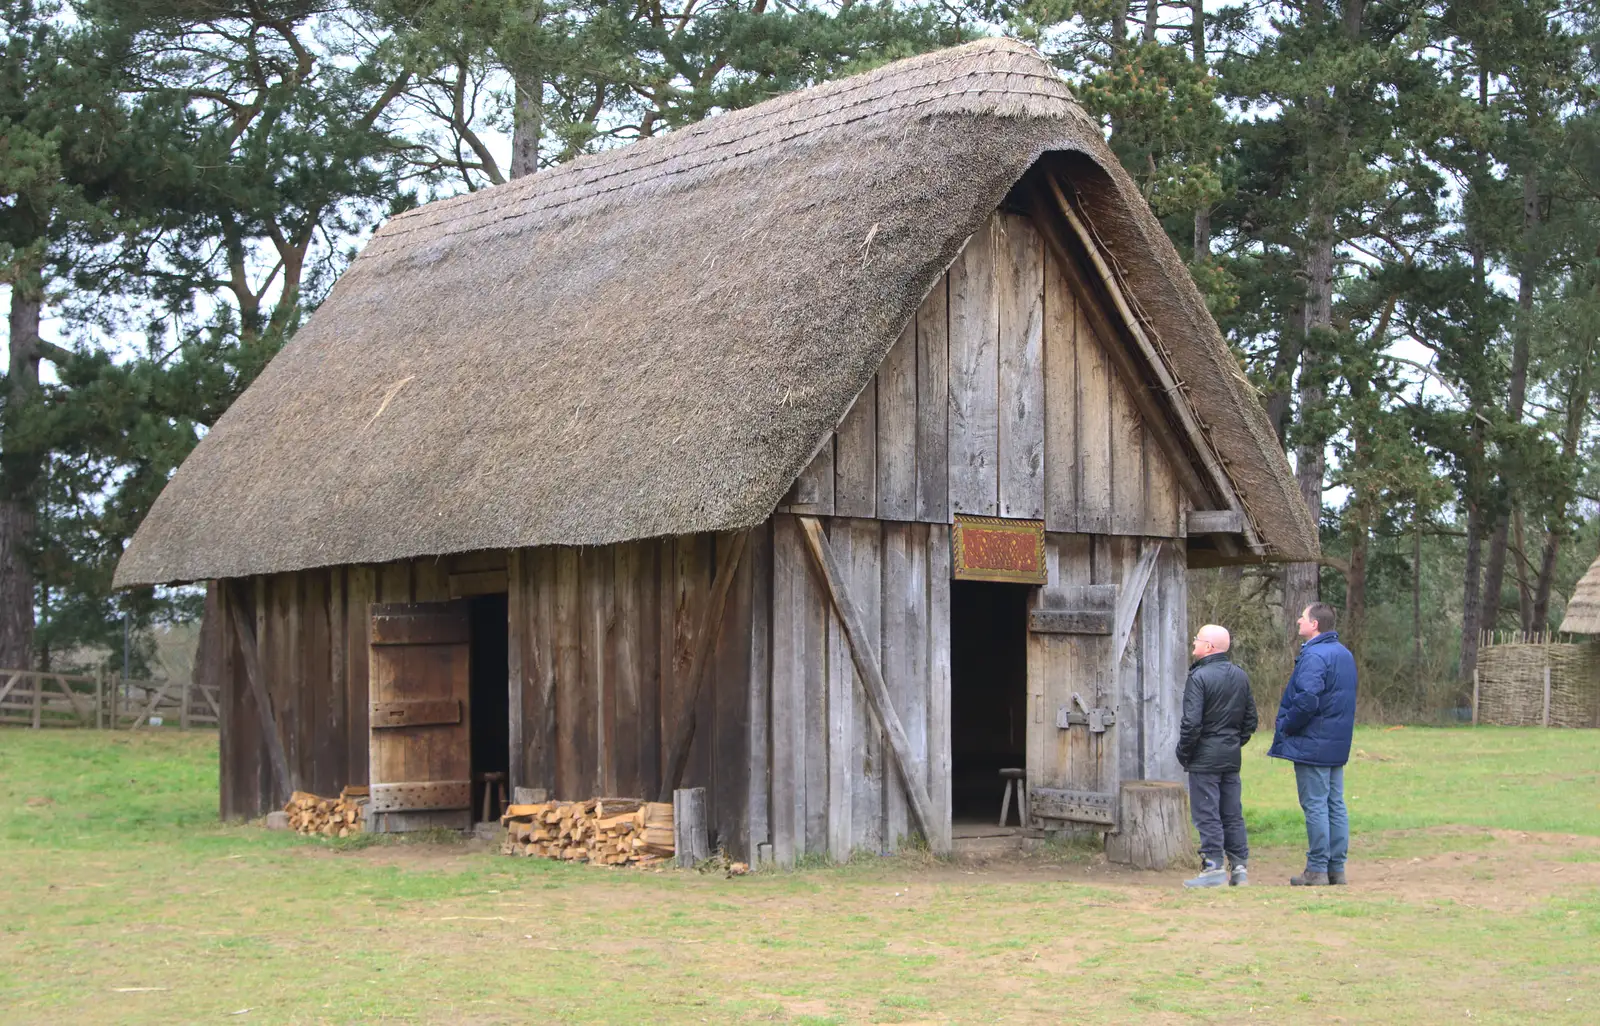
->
[468,592,510,822]
[950,580,1032,827]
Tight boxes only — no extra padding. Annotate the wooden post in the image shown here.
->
[94,669,104,729]
[181,674,191,731]
[673,787,710,868]
[795,515,938,847]
[1471,667,1479,726]
[31,674,42,729]
[1541,665,1551,728]
[1104,781,1192,871]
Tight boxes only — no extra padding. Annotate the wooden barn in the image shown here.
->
[115,39,1316,864]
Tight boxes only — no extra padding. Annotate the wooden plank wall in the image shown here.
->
[219,557,437,820]
[778,210,1186,538]
[508,531,760,857]
[764,513,952,866]
[218,540,762,857]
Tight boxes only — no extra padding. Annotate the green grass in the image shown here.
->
[1240,724,1600,847]
[1,726,1598,1024]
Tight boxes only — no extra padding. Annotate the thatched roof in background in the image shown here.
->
[116,38,1317,587]
[1560,553,1600,634]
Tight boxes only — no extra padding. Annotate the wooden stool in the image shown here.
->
[998,768,1027,828]
[477,771,508,823]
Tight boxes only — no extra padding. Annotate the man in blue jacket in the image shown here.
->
[1270,602,1358,886]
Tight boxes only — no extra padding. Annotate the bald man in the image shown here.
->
[1179,624,1258,887]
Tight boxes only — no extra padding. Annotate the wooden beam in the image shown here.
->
[1111,542,1162,670]
[1040,176,1259,557]
[227,580,292,805]
[795,515,938,846]
[659,529,752,801]
[1186,509,1246,535]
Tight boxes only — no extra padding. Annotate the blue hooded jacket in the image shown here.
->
[1268,631,1358,767]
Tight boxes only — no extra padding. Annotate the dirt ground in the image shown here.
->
[304,824,1600,909]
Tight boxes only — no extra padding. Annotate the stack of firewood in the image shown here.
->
[500,798,674,866]
[284,786,368,837]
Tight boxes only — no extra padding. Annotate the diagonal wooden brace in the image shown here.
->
[796,515,939,848]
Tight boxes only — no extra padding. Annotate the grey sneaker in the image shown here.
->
[1328,867,1347,885]
[1184,861,1228,888]
[1290,870,1330,886]
[1229,863,1248,887]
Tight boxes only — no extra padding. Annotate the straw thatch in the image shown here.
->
[1560,553,1600,634]
[115,38,1317,588]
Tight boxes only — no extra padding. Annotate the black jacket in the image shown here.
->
[1176,652,1258,775]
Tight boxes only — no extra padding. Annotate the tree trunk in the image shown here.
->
[1412,517,1423,672]
[510,71,543,179]
[1143,0,1159,41]
[1532,333,1596,630]
[1513,511,1534,631]
[1284,231,1333,644]
[1460,497,1484,684]
[0,279,43,670]
[1345,522,1368,657]
[1479,167,1539,637]
[1191,0,1210,260]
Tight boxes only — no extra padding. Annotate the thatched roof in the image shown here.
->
[1560,552,1600,634]
[115,38,1317,588]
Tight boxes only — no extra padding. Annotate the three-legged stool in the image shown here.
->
[998,767,1028,828]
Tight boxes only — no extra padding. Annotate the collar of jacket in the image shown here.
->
[1301,630,1341,650]
[1190,651,1233,671]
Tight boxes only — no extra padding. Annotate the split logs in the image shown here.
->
[500,798,675,867]
[284,786,369,837]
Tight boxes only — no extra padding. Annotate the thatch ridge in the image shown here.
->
[116,38,1316,587]
[1561,552,1600,634]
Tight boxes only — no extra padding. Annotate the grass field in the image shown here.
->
[2,727,1598,1024]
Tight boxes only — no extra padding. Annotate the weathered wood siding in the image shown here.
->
[779,210,1187,538]
[762,514,952,866]
[508,531,759,856]
[218,540,760,857]
[219,558,439,820]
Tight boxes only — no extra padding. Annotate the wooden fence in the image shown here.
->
[0,669,219,730]
[1472,633,1600,728]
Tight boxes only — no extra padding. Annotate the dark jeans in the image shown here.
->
[1188,771,1248,866]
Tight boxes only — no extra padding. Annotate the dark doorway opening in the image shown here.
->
[950,580,1031,824]
[468,592,510,822]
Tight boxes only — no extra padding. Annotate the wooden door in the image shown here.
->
[1026,584,1120,830]
[367,601,473,832]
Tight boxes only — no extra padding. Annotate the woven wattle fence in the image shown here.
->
[1474,634,1600,728]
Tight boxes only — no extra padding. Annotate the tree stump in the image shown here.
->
[1104,781,1193,871]
[673,787,709,868]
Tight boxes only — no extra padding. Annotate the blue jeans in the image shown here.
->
[1293,763,1348,872]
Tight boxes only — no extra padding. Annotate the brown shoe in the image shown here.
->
[1328,867,1347,885]
[1290,870,1330,886]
